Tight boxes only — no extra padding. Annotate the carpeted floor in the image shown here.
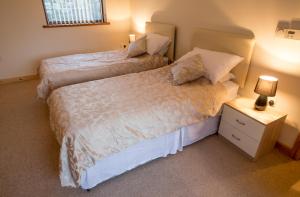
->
[0,80,300,197]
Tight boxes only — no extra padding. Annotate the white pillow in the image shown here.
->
[158,40,171,56]
[175,49,200,63]
[219,73,236,83]
[171,54,205,85]
[193,47,243,84]
[127,35,147,58]
[146,33,170,55]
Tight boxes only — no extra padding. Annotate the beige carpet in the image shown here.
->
[0,80,300,197]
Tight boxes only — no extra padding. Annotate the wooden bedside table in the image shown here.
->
[218,97,287,160]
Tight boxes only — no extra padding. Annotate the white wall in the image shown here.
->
[0,0,131,79]
[130,0,300,148]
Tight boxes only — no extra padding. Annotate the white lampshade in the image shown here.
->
[129,34,136,43]
[254,75,278,97]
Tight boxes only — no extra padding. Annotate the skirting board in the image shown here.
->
[276,134,300,160]
[0,74,38,85]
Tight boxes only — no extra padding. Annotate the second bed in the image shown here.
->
[37,22,176,99]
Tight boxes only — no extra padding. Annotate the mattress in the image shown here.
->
[80,80,238,189]
[37,50,168,100]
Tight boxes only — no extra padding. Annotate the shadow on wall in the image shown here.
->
[136,0,300,148]
[149,0,256,59]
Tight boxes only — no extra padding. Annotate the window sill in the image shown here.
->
[43,22,110,28]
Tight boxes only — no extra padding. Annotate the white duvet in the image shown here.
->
[48,65,230,187]
[37,50,166,100]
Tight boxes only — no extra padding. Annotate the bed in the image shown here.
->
[37,22,176,100]
[47,29,255,189]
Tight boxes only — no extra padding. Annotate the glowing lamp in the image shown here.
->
[254,75,278,111]
[129,34,136,43]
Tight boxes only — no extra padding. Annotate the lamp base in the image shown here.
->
[255,95,268,111]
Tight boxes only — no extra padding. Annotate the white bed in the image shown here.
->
[37,22,176,100]
[80,81,238,189]
[47,28,255,189]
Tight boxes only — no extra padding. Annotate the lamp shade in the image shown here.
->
[254,75,278,97]
[129,34,136,43]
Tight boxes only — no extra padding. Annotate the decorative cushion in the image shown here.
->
[158,40,171,56]
[146,33,170,55]
[171,54,205,85]
[127,35,147,58]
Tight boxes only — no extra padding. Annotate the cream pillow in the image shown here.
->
[175,49,200,63]
[171,54,205,85]
[193,47,244,84]
[158,40,171,56]
[127,35,147,58]
[146,33,170,55]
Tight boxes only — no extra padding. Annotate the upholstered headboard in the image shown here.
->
[192,29,255,87]
[146,22,176,62]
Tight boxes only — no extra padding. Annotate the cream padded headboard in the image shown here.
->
[192,29,255,87]
[146,22,176,62]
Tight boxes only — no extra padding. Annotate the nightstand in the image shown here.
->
[218,97,287,160]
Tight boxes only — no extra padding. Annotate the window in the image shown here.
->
[42,0,107,27]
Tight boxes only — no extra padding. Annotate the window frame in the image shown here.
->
[41,0,109,28]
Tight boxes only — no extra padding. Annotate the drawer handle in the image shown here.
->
[232,134,241,141]
[236,119,246,126]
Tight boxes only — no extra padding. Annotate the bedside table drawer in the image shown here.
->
[222,105,265,141]
[219,121,259,157]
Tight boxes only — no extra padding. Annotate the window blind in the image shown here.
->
[43,0,104,25]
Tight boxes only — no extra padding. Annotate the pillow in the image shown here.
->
[146,33,170,55]
[175,49,200,63]
[158,40,171,56]
[127,35,147,58]
[219,73,236,83]
[193,47,244,84]
[171,54,205,85]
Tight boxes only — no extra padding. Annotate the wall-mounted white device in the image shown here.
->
[283,29,300,40]
[276,28,300,40]
[276,19,300,40]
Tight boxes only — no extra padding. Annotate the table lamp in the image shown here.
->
[129,34,136,43]
[254,75,278,111]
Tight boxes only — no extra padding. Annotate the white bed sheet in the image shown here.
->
[81,117,219,189]
[80,80,239,189]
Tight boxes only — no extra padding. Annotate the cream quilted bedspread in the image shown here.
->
[48,65,229,187]
[37,50,166,100]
